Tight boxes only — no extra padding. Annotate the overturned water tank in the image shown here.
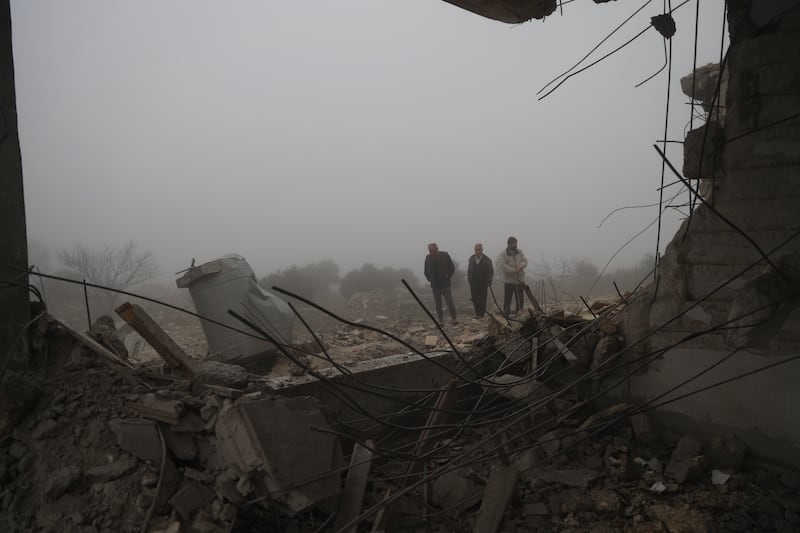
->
[176,255,294,372]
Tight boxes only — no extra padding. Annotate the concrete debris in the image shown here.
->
[129,393,185,424]
[108,418,163,463]
[431,468,483,511]
[424,335,439,348]
[31,417,58,439]
[86,456,137,483]
[711,469,731,485]
[89,315,129,360]
[168,481,215,521]
[2,299,798,533]
[44,466,82,501]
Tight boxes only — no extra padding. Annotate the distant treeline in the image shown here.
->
[259,254,656,304]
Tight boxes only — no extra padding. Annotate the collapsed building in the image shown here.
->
[1,0,800,531]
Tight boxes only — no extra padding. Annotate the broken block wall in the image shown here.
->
[619,1,800,467]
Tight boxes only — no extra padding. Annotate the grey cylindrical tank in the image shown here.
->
[176,255,293,371]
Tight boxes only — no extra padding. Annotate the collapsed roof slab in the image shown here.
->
[262,351,476,442]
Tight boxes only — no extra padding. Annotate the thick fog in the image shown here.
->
[12,1,726,285]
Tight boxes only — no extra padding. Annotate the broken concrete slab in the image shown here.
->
[169,481,215,521]
[333,440,375,533]
[161,425,197,461]
[216,396,343,514]
[108,418,162,463]
[424,335,439,349]
[473,464,519,533]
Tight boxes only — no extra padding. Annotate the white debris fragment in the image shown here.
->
[711,469,731,485]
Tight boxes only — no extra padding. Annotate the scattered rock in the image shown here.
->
[31,418,58,439]
[169,481,215,521]
[649,503,711,533]
[44,466,81,501]
[538,430,561,457]
[109,418,163,463]
[86,457,137,483]
[432,468,482,510]
[666,455,708,484]
[593,489,622,513]
[191,361,249,395]
[424,335,439,349]
[161,425,197,461]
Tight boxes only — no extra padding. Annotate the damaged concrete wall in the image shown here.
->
[620,0,800,467]
[0,0,30,366]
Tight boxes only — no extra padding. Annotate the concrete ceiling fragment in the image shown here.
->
[442,0,557,23]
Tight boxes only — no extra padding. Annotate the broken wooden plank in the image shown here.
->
[50,316,134,368]
[522,283,543,313]
[549,326,578,363]
[115,301,199,374]
[333,440,375,533]
[530,336,539,373]
[473,464,519,533]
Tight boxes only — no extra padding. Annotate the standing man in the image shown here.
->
[497,236,527,317]
[424,243,458,325]
[467,243,493,318]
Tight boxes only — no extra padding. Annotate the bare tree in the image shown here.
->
[58,241,158,313]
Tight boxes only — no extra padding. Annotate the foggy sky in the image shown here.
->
[12,1,726,283]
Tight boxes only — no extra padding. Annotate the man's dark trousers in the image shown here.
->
[503,283,524,317]
[432,284,457,323]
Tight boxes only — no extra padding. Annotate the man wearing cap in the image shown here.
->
[424,243,458,325]
[497,236,527,317]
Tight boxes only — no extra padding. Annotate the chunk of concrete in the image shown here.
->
[424,335,439,349]
[649,504,711,533]
[86,457,137,483]
[108,418,162,463]
[129,394,185,424]
[161,425,197,461]
[216,396,343,514]
[169,481,215,521]
[31,418,58,440]
[44,466,81,501]
[191,361,249,395]
[432,468,482,511]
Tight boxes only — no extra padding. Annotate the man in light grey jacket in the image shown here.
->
[497,236,527,317]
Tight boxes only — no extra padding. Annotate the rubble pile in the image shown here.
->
[2,294,798,533]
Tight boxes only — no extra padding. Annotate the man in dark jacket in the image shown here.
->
[467,243,493,318]
[424,243,458,325]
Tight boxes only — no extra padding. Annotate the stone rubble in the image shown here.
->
[1,297,798,533]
